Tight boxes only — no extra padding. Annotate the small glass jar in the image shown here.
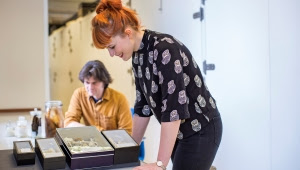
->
[45,101,64,137]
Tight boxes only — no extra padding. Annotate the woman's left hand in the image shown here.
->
[133,163,162,170]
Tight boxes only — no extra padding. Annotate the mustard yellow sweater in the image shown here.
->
[64,87,132,134]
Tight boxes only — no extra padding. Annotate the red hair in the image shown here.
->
[92,0,140,49]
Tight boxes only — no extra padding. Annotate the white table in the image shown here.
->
[0,112,44,150]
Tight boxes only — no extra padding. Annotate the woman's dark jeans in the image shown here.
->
[171,116,223,170]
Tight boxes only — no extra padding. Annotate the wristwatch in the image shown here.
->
[156,161,166,170]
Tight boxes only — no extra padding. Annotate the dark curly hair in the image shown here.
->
[79,60,113,88]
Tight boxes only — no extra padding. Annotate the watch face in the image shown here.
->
[157,161,163,166]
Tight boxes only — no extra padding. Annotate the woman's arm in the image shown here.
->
[157,120,181,167]
[133,120,180,170]
[132,115,150,144]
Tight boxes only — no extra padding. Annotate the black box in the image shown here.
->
[56,126,114,170]
[102,129,140,164]
[35,138,66,170]
[13,140,35,166]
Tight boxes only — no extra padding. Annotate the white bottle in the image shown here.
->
[15,116,28,138]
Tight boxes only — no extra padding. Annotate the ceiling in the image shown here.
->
[48,0,99,33]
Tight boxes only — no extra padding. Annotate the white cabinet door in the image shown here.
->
[196,0,271,169]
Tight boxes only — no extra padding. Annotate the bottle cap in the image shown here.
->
[45,101,63,108]
[30,108,42,116]
[17,116,27,126]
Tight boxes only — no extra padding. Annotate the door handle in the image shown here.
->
[203,60,215,74]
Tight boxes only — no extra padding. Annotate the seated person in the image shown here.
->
[64,60,132,134]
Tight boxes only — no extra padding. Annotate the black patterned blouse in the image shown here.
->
[132,29,220,139]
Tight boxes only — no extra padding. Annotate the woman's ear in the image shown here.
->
[124,28,132,37]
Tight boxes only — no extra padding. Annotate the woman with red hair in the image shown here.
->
[92,0,222,169]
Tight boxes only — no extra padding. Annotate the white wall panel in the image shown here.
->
[204,1,270,169]
[269,0,300,169]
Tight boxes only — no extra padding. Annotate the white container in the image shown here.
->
[15,116,28,138]
[5,121,15,137]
